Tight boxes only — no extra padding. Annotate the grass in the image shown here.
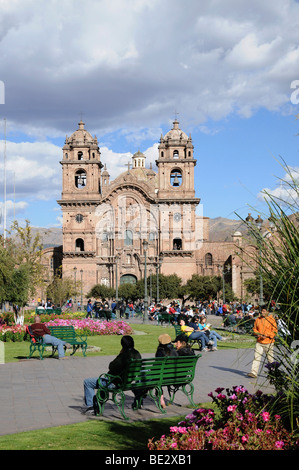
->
[2,321,255,362]
[0,415,188,450]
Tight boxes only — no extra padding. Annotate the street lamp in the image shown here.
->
[246,213,264,309]
[142,240,149,323]
[80,269,83,310]
[115,253,120,303]
[73,267,77,310]
[222,264,231,305]
[156,255,163,304]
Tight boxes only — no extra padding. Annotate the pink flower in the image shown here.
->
[275,441,284,449]
[261,411,270,422]
[241,435,249,443]
[171,442,177,448]
[227,405,237,412]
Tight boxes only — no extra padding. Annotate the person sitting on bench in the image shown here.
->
[29,315,71,359]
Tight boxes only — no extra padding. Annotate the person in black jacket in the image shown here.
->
[155,334,178,408]
[173,333,195,356]
[83,335,141,413]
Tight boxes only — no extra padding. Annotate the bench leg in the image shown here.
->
[148,386,166,414]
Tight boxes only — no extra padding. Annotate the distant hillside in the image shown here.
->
[31,217,248,247]
[31,227,63,247]
[209,217,247,242]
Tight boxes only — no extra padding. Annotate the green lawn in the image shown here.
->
[3,322,255,362]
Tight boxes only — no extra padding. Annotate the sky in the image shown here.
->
[0,0,299,231]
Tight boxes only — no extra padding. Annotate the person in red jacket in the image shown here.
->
[30,315,70,359]
[247,308,277,378]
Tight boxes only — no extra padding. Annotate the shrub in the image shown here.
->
[148,386,298,450]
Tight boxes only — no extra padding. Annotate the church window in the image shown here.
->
[75,214,84,223]
[161,151,164,157]
[173,238,182,250]
[124,229,133,246]
[205,253,213,266]
[65,153,68,159]
[170,169,182,187]
[78,151,83,160]
[75,170,86,188]
[75,238,84,252]
[173,150,179,159]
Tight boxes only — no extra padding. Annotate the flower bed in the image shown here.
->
[0,319,132,342]
[0,324,26,342]
[148,386,298,450]
[45,319,133,337]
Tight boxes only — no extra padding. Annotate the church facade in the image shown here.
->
[56,119,255,301]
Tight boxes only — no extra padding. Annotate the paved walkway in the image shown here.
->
[0,344,274,436]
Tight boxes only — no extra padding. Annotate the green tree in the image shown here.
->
[86,284,115,300]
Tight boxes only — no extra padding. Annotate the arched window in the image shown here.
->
[205,253,213,266]
[78,151,83,160]
[124,229,133,246]
[170,169,182,187]
[75,170,86,188]
[173,150,179,159]
[75,238,84,252]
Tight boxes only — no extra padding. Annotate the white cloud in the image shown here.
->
[1,0,299,136]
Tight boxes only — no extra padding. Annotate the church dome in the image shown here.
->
[163,119,188,142]
[66,120,96,146]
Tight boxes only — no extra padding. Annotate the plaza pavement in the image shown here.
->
[0,317,275,437]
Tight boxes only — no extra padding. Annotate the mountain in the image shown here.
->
[208,217,247,242]
[30,217,248,247]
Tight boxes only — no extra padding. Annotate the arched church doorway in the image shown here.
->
[120,274,137,285]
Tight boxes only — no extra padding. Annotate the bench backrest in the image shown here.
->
[122,355,200,391]
[48,325,76,341]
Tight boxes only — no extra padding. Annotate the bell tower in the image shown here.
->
[156,119,197,200]
[156,119,200,254]
[57,120,104,283]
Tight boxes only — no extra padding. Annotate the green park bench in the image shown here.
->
[35,307,62,315]
[94,354,201,420]
[26,325,88,360]
[173,325,202,351]
[157,312,174,325]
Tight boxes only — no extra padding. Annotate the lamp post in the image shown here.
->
[73,267,77,311]
[142,240,149,323]
[246,213,265,309]
[156,255,163,304]
[222,265,231,305]
[115,254,120,302]
[80,269,83,310]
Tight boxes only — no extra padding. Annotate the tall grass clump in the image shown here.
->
[238,159,299,433]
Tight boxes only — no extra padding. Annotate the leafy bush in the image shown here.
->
[148,386,298,450]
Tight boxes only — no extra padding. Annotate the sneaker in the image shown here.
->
[201,348,209,352]
[81,406,94,415]
[211,347,217,351]
[208,340,214,346]
[247,372,257,378]
[59,356,69,360]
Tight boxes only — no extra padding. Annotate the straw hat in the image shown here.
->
[158,334,172,345]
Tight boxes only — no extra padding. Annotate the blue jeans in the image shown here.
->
[84,377,116,407]
[189,331,209,348]
[208,330,222,347]
[42,334,66,358]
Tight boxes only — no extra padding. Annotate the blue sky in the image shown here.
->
[0,0,298,230]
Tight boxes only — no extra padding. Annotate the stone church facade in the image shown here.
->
[56,119,255,301]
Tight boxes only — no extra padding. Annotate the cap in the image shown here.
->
[174,333,189,343]
[158,334,172,345]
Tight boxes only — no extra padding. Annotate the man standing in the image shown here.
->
[30,315,70,359]
[247,308,277,378]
